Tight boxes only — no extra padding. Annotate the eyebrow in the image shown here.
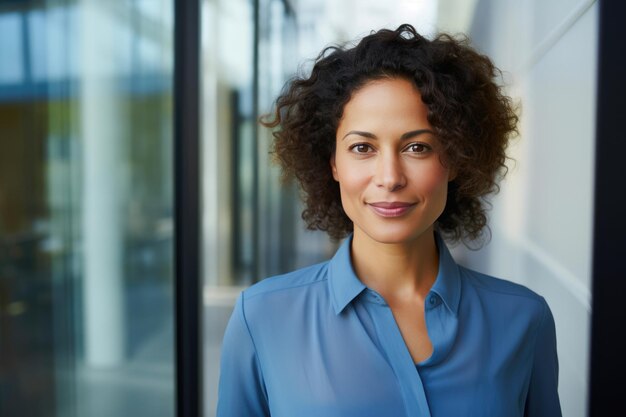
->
[341,129,434,141]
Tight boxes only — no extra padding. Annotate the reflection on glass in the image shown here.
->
[0,1,174,416]
[200,2,256,414]
[200,1,336,416]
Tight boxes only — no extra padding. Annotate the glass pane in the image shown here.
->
[200,1,333,416]
[199,1,256,413]
[0,1,175,416]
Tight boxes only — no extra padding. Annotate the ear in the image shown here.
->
[330,153,339,181]
[448,166,457,182]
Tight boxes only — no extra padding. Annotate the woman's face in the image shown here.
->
[331,77,453,245]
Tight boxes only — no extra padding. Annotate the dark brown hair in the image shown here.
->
[262,24,518,244]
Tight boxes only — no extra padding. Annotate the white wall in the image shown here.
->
[445,1,597,416]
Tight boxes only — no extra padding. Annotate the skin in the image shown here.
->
[330,77,455,363]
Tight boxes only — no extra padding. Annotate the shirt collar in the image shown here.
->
[430,233,461,316]
[328,233,461,316]
[328,234,367,315]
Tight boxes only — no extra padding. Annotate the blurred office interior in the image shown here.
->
[0,0,620,416]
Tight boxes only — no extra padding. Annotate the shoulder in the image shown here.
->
[243,261,330,301]
[235,261,332,340]
[460,265,543,302]
[457,266,555,351]
[239,261,331,322]
[458,265,549,320]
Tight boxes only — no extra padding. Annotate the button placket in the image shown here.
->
[365,300,433,417]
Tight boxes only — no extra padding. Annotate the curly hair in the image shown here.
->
[262,24,518,244]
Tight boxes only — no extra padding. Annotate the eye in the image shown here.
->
[405,143,431,154]
[349,143,374,154]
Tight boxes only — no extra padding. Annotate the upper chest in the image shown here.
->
[388,299,433,363]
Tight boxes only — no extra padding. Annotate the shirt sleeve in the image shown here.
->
[524,298,562,417]
[216,292,270,417]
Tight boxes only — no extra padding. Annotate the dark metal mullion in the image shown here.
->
[231,90,242,280]
[252,0,260,282]
[588,0,626,416]
[173,0,202,416]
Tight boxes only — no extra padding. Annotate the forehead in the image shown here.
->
[339,77,430,130]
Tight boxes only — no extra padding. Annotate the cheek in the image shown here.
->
[414,165,450,197]
[337,173,367,202]
[334,160,372,191]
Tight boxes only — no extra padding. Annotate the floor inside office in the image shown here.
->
[53,302,233,417]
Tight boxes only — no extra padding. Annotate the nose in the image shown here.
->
[374,152,406,191]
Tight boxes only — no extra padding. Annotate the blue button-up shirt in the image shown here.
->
[217,235,562,416]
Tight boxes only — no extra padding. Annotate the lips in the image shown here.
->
[368,202,416,217]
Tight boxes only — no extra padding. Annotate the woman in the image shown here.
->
[217,24,562,417]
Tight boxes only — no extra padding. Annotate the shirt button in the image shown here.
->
[370,292,386,305]
[428,295,437,305]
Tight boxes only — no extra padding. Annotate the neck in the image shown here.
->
[350,228,439,303]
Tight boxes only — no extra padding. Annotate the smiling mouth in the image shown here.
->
[367,202,416,217]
